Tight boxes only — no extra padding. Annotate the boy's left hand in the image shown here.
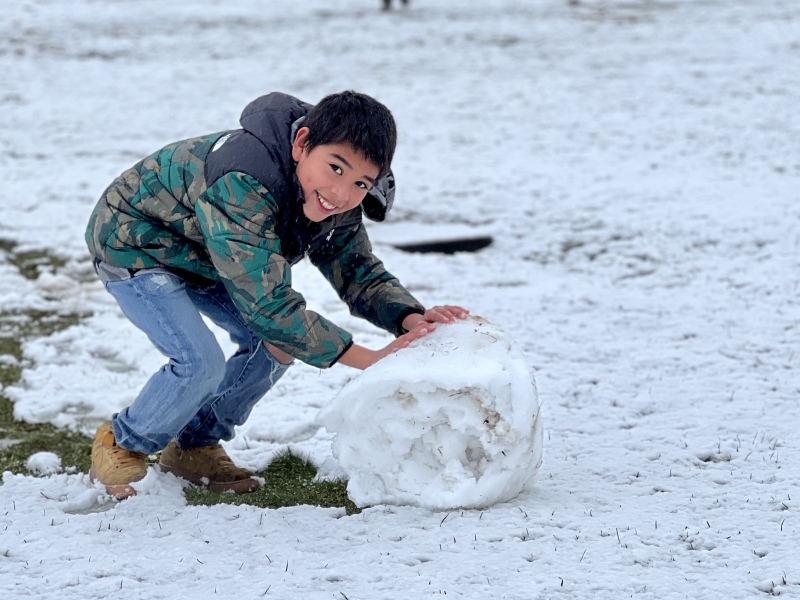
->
[402,305,469,332]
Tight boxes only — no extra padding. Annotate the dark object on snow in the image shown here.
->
[393,236,493,255]
[383,0,409,10]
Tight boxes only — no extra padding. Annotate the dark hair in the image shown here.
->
[302,91,397,178]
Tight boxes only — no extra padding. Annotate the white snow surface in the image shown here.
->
[25,452,61,476]
[321,317,543,509]
[1,0,799,598]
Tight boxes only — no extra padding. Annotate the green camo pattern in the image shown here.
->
[86,134,424,368]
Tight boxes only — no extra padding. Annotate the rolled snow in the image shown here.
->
[320,317,543,510]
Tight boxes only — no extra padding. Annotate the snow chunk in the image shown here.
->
[320,317,543,510]
[26,451,61,476]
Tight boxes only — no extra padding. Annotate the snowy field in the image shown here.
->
[1,0,799,597]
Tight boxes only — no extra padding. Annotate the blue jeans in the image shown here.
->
[103,272,291,454]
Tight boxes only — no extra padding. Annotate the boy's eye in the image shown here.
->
[356,182,368,190]
[330,164,343,175]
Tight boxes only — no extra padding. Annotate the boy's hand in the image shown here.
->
[402,305,470,332]
[378,321,437,362]
[339,307,469,370]
[339,321,436,370]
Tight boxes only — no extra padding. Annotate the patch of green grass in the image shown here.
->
[0,310,86,394]
[0,339,22,388]
[0,310,85,341]
[185,450,360,515]
[0,396,93,475]
[0,244,106,477]
[0,309,93,476]
[16,310,84,338]
[0,238,67,281]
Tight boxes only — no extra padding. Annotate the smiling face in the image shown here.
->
[292,127,380,222]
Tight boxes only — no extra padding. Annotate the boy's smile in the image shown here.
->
[292,127,380,222]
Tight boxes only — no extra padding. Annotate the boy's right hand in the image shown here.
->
[339,322,436,370]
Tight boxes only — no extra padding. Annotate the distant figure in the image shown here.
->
[383,0,409,9]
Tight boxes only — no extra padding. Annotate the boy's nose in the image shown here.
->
[330,186,348,207]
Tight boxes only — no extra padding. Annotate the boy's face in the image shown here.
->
[292,127,380,222]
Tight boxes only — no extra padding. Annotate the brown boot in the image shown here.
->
[159,440,260,494]
[89,421,147,500]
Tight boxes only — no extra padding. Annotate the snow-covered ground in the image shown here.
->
[1,0,799,597]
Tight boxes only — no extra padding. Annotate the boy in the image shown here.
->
[85,91,467,499]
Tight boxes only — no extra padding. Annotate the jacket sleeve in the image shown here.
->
[195,172,353,368]
[308,223,426,336]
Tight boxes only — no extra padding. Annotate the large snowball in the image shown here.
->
[320,317,543,510]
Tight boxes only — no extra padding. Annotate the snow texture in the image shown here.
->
[1,0,799,598]
[321,317,543,509]
[25,452,61,476]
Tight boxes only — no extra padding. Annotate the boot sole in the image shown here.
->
[89,466,138,500]
[159,463,260,494]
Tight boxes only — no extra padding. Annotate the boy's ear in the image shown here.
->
[292,127,311,162]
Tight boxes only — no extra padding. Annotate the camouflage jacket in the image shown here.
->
[85,93,424,369]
